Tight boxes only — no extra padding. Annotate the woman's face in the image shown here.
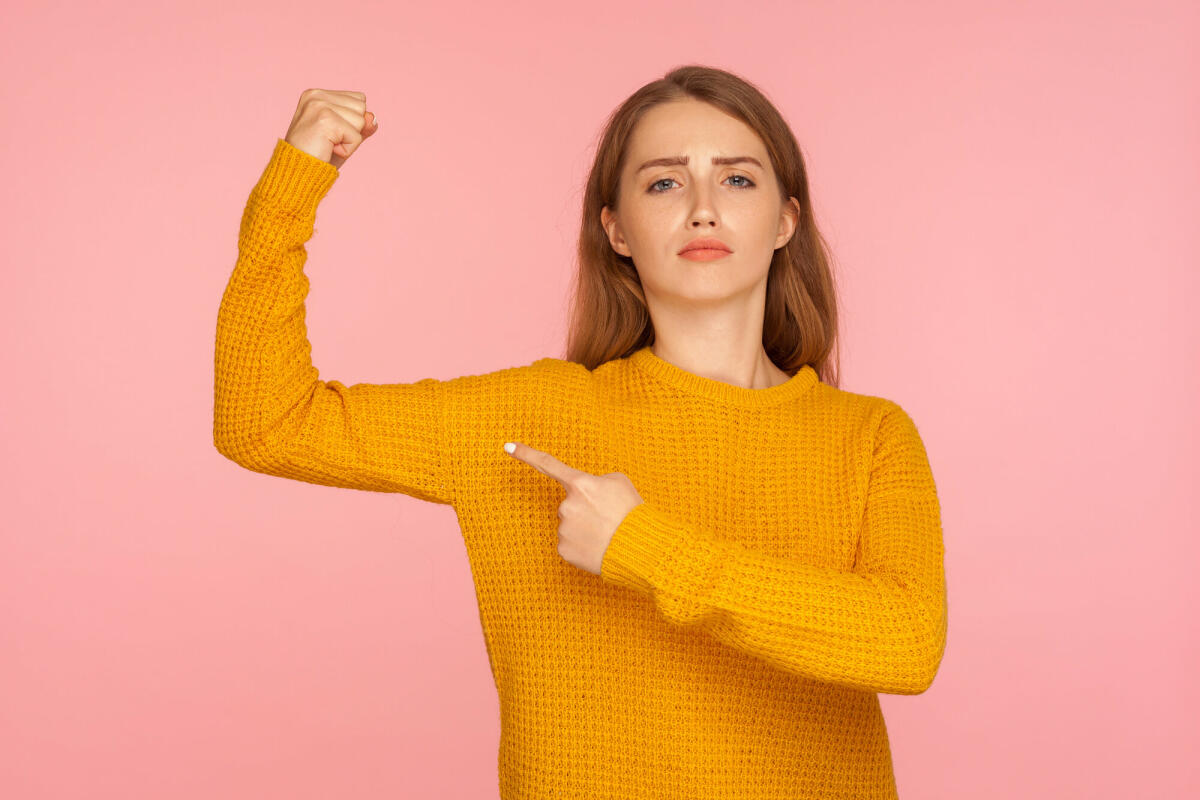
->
[602,98,799,311]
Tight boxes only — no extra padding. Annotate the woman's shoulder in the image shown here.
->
[810,378,894,410]
[437,353,594,400]
[808,379,921,437]
[435,355,598,469]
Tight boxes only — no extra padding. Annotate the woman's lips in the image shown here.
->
[679,248,732,261]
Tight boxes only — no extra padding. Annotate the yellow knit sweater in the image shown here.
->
[214,138,948,799]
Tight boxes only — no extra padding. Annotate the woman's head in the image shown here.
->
[566,64,841,388]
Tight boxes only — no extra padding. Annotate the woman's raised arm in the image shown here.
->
[214,96,454,505]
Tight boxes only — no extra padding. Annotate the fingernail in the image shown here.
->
[504,442,515,454]
[373,115,380,127]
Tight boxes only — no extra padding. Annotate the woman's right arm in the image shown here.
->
[213,93,455,505]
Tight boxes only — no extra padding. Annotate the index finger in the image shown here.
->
[504,441,587,485]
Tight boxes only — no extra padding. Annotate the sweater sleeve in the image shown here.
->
[213,138,453,506]
[599,400,947,695]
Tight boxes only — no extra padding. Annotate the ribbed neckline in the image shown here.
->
[629,345,819,408]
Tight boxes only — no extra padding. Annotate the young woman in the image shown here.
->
[215,64,947,800]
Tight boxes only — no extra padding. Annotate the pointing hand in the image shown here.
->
[504,441,644,576]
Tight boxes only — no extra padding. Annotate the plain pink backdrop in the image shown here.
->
[2,0,1196,797]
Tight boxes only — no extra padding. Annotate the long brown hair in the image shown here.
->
[563,64,842,388]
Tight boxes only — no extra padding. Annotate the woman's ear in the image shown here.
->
[601,205,632,257]
[775,196,801,249]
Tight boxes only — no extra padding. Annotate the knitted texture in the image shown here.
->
[214,138,949,799]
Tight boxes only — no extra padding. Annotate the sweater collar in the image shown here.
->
[629,346,819,408]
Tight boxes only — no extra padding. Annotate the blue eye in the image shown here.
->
[647,174,757,194]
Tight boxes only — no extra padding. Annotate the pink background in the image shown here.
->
[2,0,1196,797]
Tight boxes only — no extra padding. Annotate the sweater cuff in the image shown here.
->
[251,138,340,217]
[600,501,690,593]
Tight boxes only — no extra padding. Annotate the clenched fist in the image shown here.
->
[284,88,379,170]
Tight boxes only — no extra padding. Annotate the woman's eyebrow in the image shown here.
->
[635,155,764,173]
